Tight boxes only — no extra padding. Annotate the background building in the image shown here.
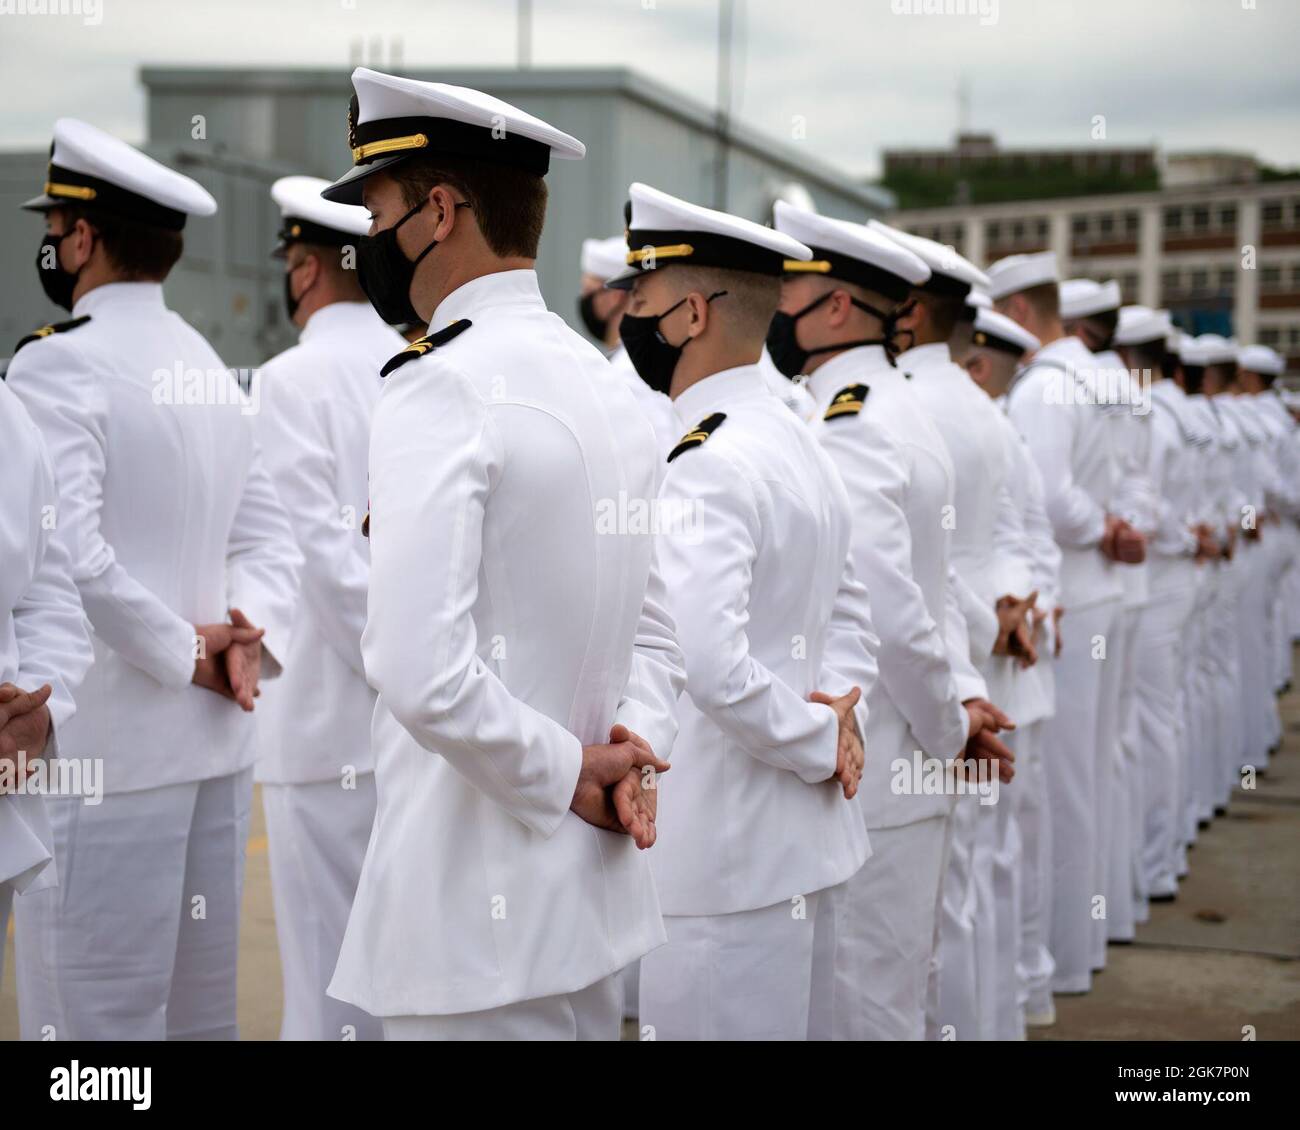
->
[893,177,1300,368]
[0,65,888,368]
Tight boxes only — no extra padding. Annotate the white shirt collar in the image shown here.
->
[72,280,166,319]
[431,268,543,329]
[805,345,893,408]
[672,364,768,429]
[894,341,950,372]
[300,300,385,343]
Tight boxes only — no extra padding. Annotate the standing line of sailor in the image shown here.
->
[2,67,1297,1041]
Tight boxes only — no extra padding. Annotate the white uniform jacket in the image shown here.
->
[329,270,685,1017]
[0,380,93,891]
[1006,336,1120,610]
[253,302,405,785]
[650,363,876,917]
[5,282,301,794]
[806,346,971,829]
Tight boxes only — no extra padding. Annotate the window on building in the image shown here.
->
[1262,265,1283,291]
[1263,200,1285,228]
[1190,268,1209,293]
[1073,215,1088,237]
[1162,269,1181,295]
[1099,213,1115,237]
[987,220,1002,244]
[1012,221,1025,242]
[1124,211,1139,237]
[1218,205,1237,230]
[1035,218,1049,241]
[1260,327,1281,347]
[1290,263,1300,289]
[1191,207,1211,233]
[1217,267,1235,293]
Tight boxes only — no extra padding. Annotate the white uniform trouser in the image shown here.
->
[383,973,621,1041]
[1089,598,1126,971]
[1105,606,1143,943]
[15,768,253,1040]
[0,884,11,986]
[1185,567,1216,845]
[1237,540,1279,773]
[263,774,381,1041]
[1138,580,1197,898]
[1013,719,1054,1019]
[991,783,1024,1039]
[640,887,830,1040]
[809,815,946,1040]
[1207,558,1243,812]
[1046,597,1119,993]
[934,794,980,1038]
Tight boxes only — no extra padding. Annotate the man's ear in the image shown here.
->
[66,216,98,271]
[686,290,711,338]
[428,184,464,241]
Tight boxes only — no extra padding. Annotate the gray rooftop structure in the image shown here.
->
[2,66,889,367]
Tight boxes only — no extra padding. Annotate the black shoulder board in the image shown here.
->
[667,411,727,463]
[380,318,472,378]
[12,315,92,357]
[824,383,870,421]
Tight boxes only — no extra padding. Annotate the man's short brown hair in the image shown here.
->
[390,155,547,259]
[1020,281,1060,321]
[56,204,183,280]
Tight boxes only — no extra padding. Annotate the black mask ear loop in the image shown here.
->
[397,198,473,268]
[849,296,914,366]
[656,290,728,346]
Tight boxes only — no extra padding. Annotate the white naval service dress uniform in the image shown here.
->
[1140,379,1203,898]
[253,299,404,1041]
[904,341,1028,1041]
[805,346,975,1041]
[0,379,94,985]
[8,281,300,1040]
[326,270,686,1039]
[1006,334,1121,994]
[638,364,877,1042]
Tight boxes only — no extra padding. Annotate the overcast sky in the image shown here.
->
[2,0,1298,179]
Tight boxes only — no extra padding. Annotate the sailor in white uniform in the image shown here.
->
[7,118,301,1040]
[1060,278,1153,949]
[0,380,94,985]
[579,233,678,461]
[872,222,1031,1040]
[253,175,406,1041]
[319,70,685,1041]
[989,252,1132,997]
[954,306,1063,1028]
[619,183,878,1041]
[769,202,1013,1040]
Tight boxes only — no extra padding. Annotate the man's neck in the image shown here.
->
[669,341,762,400]
[414,256,534,322]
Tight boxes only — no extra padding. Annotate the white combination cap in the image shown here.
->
[22,117,216,231]
[1114,304,1173,347]
[985,251,1059,301]
[1059,278,1122,320]
[271,175,370,257]
[580,235,628,282]
[773,201,930,302]
[1237,344,1284,376]
[867,218,988,297]
[323,67,585,204]
[972,307,1042,357]
[608,182,811,289]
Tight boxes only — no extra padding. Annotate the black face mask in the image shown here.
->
[620,290,726,395]
[36,231,78,312]
[283,262,304,323]
[578,292,608,342]
[766,291,912,377]
[357,199,469,326]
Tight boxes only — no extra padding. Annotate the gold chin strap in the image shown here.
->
[626,243,694,264]
[351,132,429,163]
[45,181,97,202]
[782,259,831,273]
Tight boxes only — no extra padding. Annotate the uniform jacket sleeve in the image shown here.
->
[656,446,839,784]
[224,431,302,679]
[1008,371,1107,549]
[8,389,94,733]
[818,416,965,758]
[361,362,584,837]
[7,339,196,688]
[611,537,686,764]
[256,372,367,678]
